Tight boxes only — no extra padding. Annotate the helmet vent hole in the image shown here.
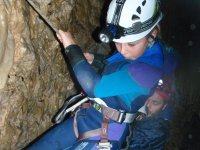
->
[132,15,140,20]
[142,0,146,6]
[136,6,141,14]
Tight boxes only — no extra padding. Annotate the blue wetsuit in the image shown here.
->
[26,40,178,150]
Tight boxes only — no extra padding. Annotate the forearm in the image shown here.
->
[64,45,86,68]
[64,44,101,97]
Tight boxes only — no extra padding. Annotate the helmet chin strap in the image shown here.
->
[148,34,155,41]
[147,33,156,48]
[146,25,160,48]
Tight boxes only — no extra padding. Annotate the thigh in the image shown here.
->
[26,118,76,150]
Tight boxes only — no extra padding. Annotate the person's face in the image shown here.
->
[115,37,148,60]
[145,92,166,117]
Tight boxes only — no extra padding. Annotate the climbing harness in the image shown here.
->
[53,93,86,124]
[53,94,136,150]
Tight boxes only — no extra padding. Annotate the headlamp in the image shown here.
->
[99,11,162,43]
[99,25,123,43]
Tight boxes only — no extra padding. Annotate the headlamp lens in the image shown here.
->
[99,25,122,43]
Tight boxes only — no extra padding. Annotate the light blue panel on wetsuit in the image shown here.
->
[94,68,149,107]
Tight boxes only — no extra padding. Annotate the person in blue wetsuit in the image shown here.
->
[26,0,179,149]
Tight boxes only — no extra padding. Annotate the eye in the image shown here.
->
[151,99,161,105]
[128,43,136,46]
[128,41,139,46]
[153,102,159,105]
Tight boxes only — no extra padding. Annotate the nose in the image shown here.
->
[146,102,151,110]
[119,44,126,55]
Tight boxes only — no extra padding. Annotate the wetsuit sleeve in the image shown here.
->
[64,45,101,97]
[64,45,86,68]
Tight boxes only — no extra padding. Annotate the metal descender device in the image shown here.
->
[53,93,88,124]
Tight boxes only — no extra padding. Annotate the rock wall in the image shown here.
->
[0,0,106,149]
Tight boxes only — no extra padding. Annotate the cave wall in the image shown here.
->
[0,0,105,149]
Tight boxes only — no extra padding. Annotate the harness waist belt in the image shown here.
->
[83,102,136,123]
[100,105,136,123]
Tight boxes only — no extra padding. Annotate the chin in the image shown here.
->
[126,57,136,60]
[130,57,136,60]
[123,55,133,60]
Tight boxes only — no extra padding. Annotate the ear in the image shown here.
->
[148,28,158,42]
[151,28,158,39]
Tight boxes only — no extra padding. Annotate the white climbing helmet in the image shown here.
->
[99,0,163,43]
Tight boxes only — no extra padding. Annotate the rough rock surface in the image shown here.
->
[0,0,107,149]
